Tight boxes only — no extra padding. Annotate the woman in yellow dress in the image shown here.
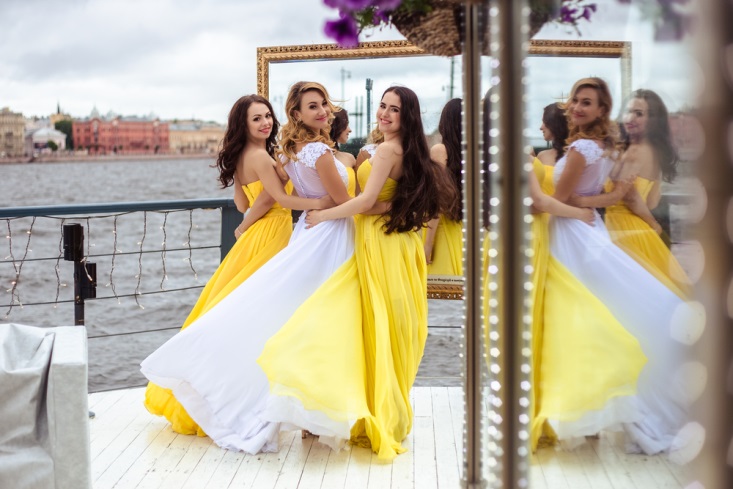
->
[143,94,333,435]
[304,86,454,459]
[424,98,463,276]
[528,102,636,450]
[607,90,690,297]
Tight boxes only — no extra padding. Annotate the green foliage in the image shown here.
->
[54,120,74,150]
[47,140,58,152]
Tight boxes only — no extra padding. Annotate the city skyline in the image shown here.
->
[1,1,699,133]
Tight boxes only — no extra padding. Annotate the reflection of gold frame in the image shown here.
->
[256,39,631,300]
[257,39,631,98]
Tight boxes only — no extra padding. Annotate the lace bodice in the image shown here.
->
[553,139,615,196]
[361,144,378,158]
[282,142,348,198]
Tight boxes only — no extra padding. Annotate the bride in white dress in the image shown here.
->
[545,78,696,456]
[141,82,367,454]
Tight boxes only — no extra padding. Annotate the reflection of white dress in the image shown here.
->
[549,139,694,455]
[140,142,354,454]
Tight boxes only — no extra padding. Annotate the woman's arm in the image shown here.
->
[553,148,587,203]
[568,177,634,208]
[315,152,352,205]
[423,217,439,264]
[530,171,594,224]
[232,172,249,214]
[234,190,275,239]
[305,144,397,226]
[624,186,663,233]
[252,152,332,210]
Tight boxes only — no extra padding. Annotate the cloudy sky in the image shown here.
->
[0,0,699,138]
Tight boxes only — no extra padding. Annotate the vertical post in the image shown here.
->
[496,0,527,487]
[220,202,242,262]
[462,2,483,487]
[365,78,373,136]
[63,223,96,326]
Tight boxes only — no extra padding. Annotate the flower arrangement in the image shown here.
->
[323,0,599,48]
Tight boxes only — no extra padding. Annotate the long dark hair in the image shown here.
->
[439,98,462,221]
[382,86,453,234]
[621,89,679,182]
[542,102,568,160]
[215,95,279,188]
[329,108,349,150]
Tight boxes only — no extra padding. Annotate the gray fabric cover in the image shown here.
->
[0,324,90,489]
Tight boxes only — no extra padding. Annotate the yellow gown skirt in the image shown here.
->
[530,160,646,449]
[424,215,463,276]
[604,177,691,299]
[144,180,293,435]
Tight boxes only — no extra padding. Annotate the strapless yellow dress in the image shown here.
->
[604,177,691,299]
[531,160,646,450]
[349,160,428,460]
[144,180,293,435]
[423,215,463,276]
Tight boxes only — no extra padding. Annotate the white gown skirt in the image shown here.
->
[141,214,355,454]
[549,212,697,455]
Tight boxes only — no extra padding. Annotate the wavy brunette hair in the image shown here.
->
[381,86,455,234]
[620,89,679,182]
[542,102,569,160]
[329,108,349,150]
[215,94,279,188]
[439,98,463,221]
[564,77,618,150]
[277,81,337,163]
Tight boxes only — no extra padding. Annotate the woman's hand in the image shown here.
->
[305,210,325,228]
[234,222,247,239]
[424,243,434,265]
[575,207,596,226]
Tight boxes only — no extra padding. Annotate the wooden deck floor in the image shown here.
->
[88,387,688,488]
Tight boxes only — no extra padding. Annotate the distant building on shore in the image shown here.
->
[73,108,169,155]
[25,127,67,155]
[168,120,225,154]
[1,107,25,157]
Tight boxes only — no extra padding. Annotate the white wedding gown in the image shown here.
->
[141,142,355,454]
[548,139,697,455]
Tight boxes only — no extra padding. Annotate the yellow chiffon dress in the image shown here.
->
[531,159,647,449]
[350,160,428,460]
[423,215,463,276]
[144,179,293,435]
[603,177,691,299]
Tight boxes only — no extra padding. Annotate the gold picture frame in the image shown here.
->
[255,39,632,300]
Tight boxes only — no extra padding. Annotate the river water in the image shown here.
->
[0,158,463,391]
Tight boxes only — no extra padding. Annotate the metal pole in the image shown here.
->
[462,2,484,487]
[220,205,242,261]
[365,78,373,136]
[496,0,528,487]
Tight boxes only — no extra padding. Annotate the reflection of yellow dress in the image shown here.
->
[604,177,691,299]
[424,215,463,275]
[350,160,428,460]
[144,180,293,435]
[531,160,647,449]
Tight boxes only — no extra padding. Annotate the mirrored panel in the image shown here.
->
[481,5,702,486]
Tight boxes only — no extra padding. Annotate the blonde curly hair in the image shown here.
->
[277,81,338,163]
[563,77,619,151]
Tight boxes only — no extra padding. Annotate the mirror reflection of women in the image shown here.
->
[424,98,463,275]
[303,86,453,460]
[606,89,691,298]
[141,82,372,454]
[537,78,693,457]
[143,94,329,436]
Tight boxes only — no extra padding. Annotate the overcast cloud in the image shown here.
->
[0,0,699,129]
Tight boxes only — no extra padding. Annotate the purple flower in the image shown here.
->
[373,10,390,25]
[559,5,578,23]
[324,14,360,48]
[323,0,374,12]
[372,0,402,11]
[581,5,595,21]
